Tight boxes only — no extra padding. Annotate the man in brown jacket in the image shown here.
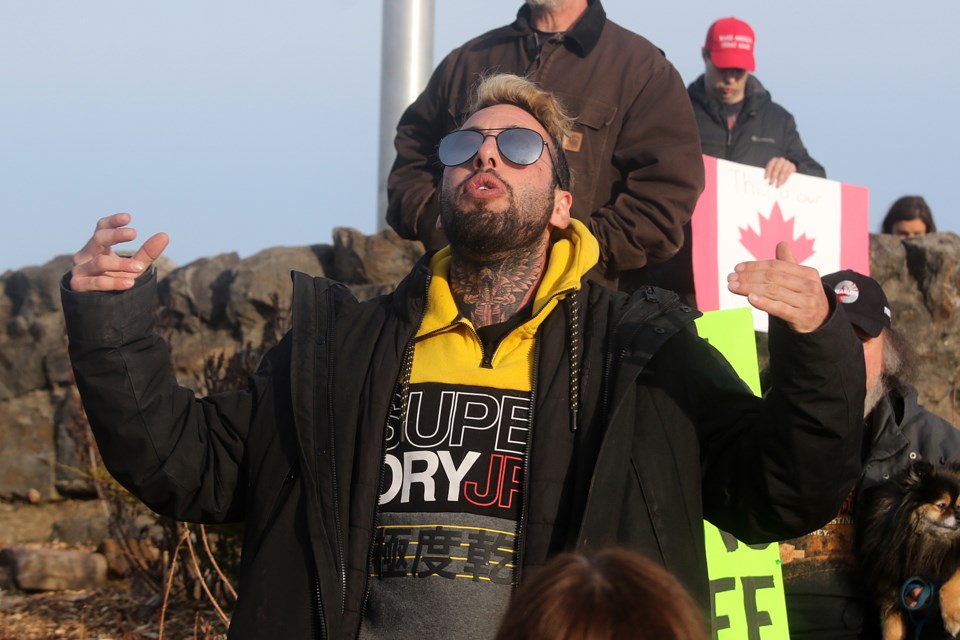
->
[386,0,704,288]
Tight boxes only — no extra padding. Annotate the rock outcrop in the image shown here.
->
[0,228,423,500]
[0,229,957,501]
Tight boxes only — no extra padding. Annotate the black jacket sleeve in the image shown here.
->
[60,270,266,524]
[695,297,865,541]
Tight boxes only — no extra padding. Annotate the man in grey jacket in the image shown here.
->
[782,270,960,639]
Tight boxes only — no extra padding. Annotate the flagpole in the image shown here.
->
[377,0,435,232]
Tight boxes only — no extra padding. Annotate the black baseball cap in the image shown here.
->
[821,270,892,337]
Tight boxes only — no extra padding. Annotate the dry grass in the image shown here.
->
[0,577,227,640]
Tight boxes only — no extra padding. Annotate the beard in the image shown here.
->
[864,376,888,419]
[439,170,554,258]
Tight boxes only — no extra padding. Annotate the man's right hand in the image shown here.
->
[70,213,169,292]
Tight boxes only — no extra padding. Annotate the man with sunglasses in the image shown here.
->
[386,0,704,291]
[62,73,866,639]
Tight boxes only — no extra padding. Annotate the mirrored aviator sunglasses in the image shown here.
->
[437,127,547,167]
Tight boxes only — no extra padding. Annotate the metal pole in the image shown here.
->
[377,0,435,231]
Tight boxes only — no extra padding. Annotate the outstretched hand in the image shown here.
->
[70,213,169,293]
[727,241,829,333]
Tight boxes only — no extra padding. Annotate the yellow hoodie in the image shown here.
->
[410,219,599,390]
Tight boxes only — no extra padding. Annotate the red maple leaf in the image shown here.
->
[738,202,815,262]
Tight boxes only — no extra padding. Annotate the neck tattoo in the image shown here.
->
[450,241,547,329]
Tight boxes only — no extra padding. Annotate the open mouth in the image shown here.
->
[462,172,506,198]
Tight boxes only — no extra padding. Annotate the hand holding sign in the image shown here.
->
[726,241,829,334]
[763,157,797,188]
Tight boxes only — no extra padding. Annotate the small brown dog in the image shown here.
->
[858,461,960,640]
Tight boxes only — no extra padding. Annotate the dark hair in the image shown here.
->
[881,196,936,234]
[494,549,708,640]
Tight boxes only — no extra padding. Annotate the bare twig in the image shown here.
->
[201,525,238,601]
[159,526,190,640]
[184,523,230,627]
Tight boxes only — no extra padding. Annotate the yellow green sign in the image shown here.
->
[696,308,789,640]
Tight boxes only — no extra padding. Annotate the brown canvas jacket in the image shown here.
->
[386,0,705,286]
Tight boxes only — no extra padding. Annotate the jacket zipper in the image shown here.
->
[357,273,432,635]
[315,285,345,637]
[357,337,414,633]
[512,333,541,591]
[509,286,576,588]
[724,109,755,157]
[313,572,326,640]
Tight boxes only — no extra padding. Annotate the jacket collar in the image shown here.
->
[388,251,434,322]
[864,388,909,463]
[511,0,606,57]
[688,73,771,115]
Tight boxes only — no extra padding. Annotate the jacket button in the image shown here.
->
[653,327,666,334]
[882,473,890,479]
[909,452,918,460]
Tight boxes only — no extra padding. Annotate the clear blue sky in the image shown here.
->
[2,1,956,273]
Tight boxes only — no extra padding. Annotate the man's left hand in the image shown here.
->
[764,157,797,188]
[727,241,829,333]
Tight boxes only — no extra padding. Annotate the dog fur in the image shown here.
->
[858,461,960,640]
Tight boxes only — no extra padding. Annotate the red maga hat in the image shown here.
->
[704,17,756,71]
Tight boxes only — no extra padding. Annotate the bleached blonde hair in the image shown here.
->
[466,73,573,190]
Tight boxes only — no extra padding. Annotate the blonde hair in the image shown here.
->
[466,73,573,190]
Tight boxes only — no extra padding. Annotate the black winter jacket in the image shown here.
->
[860,385,960,491]
[688,74,825,177]
[61,261,865,639]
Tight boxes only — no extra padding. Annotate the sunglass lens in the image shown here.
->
[438,130,483,166]
[498,128,545,165]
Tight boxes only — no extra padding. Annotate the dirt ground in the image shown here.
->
[0,500,229,639]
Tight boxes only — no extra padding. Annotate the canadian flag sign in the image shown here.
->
[692,156,870,331]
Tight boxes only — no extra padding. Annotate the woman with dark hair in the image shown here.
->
[494,549,708,640]
[881,196,936,238]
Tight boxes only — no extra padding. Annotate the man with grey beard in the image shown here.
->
[782,269,960,640]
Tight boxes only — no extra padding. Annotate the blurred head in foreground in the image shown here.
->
[495,548,708,640]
